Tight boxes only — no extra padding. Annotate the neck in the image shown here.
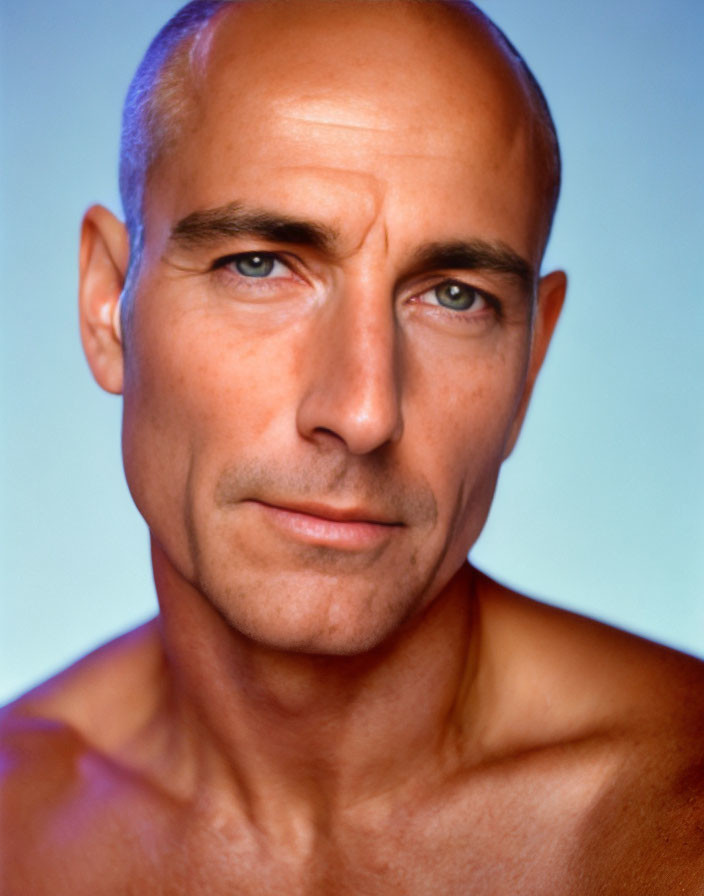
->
[150,540,482,836]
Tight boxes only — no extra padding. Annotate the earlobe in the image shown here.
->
[503,269,567,458]
[78,205,130,395]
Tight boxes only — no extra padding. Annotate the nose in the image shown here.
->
[296,282,403,455]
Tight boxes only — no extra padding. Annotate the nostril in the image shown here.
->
[311,426,347,444]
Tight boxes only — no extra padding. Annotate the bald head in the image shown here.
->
[119,0,560,299]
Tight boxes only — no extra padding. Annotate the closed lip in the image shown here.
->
[250,499,401,526]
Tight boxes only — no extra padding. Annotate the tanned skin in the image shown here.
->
[2,2,704,893]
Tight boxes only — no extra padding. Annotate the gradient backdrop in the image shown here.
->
[1,0,703,703]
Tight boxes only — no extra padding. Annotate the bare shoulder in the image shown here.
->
[475,567,704,730]
[2,618,164,733]
[0,617,168,794]
[475,569,704,893]
[0,621,175,894]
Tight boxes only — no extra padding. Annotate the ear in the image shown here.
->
[78,205,130,395]
[503,269,567,458]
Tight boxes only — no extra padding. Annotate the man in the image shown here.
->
[2,0,703,892]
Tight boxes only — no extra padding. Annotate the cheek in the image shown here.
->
[120,300,303,567]
[407,328,530,464]
[125,300,300,438]
[404,333,530,546]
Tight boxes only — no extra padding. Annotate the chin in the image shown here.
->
[202,565,433,657]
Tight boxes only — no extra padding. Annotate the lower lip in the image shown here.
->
[251,502,398,550]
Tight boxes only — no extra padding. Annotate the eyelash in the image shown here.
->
[413,280,501,319]
[212,251,297,280]
[211,251,502,318]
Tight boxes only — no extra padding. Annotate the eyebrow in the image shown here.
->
[168,201,338,254]
[168,202,535,291]
[407,240,535,293]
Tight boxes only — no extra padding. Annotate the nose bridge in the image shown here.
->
[296,274,403,454]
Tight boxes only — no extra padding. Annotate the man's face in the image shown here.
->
[119,1,560,653]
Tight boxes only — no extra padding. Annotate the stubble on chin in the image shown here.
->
[176,452,447,654]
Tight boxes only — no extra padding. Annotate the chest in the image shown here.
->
[132,789,584,896]
[15,759,692,896]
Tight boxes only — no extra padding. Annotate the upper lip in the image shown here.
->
[253,499,400,526]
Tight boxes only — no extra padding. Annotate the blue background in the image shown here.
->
[1,0,702,703]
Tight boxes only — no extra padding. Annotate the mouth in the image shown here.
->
[247,499,402,550]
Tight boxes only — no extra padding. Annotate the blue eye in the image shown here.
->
[418,280,489,312]
[434,281,485,310]
[233,253,277,278]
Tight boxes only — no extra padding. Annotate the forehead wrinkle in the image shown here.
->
[278,109,397,136]
[274,108,470,164]
[200,1,549,164]
[347,209,389,261]
[272,163,386,258]
[188,4,545,178]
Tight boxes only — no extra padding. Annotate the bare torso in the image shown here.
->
[3,574,704,895]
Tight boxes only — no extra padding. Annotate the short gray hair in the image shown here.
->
[119,1,233,306]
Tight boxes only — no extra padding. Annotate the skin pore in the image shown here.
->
[4,2,704,894]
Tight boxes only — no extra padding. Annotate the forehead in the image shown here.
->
[147,0,545,260]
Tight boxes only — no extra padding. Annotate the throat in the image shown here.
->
[152,548,481,820]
